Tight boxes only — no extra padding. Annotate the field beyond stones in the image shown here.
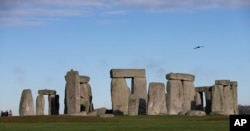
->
[0,115,229,131]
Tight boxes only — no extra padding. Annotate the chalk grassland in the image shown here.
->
[0,115,229,131]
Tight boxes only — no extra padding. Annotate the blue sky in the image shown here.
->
[0,0,250,116]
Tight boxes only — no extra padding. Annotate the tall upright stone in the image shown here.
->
[80,82,92,113]
[111,78,130,115]
[50,95,59,115]
[36,94,45,115]
[132,77,147,114]
[64,69,80,114]
[147,82,167,115]
[231,81,238,114]
[128,94,139,116]
[224,85,234,115]
[195,92,203,110]
[205,90,212,114]
[19,89,35,116]
[182,81,195,112]
[212,84,224,112]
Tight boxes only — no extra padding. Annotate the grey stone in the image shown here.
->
[128,94,139,116]
[95,107,107,116]
[64,69,81,114]
[68,111,87,116]
[231,82,238,114]
[111,78,130,115]
[205,90,212,114]
[132,77,147,115]
[195,86,212,92]
[38,89,56,95]
[110,69,145,78]
[36,94,45,115]
[19,89,35,116]
[224,86,234,115]
[215,80,230,86]
[80,83,92,113]
[99,114,115,118]
[80,76,90,83]
[185,110,206,116]
[87,111,97,116]
[166,73,195,82]
[212,85,224,112]
[50,95,59,115]
[166,80,183,115]
[195,92,203,110]
[147,82,167,115]
[182,81,196,113]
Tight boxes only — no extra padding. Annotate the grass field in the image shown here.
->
[0,115,229,131]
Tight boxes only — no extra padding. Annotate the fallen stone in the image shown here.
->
[19,89,35,116]
[110,69,145,78]
[87,111,97,116]
[99,114,115,118]
[166,73,195,82]
[68,111,87,116]
[215,80,230,86]
[95,107,107,116]
[185,110,206,116]
[147,82,167,115]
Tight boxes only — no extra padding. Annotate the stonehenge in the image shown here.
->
[64,69,93,114]
[110,69,147,115]
[17,68,238,117]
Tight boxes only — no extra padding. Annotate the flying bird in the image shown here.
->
[194,46,204,49]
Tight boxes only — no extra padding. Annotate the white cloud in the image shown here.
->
[0,0,249,27]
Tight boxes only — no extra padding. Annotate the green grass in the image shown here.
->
[0,115,229,131]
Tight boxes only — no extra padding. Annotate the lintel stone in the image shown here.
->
[110,69,145,78]
[215,80,230,86]
[38,89,56,95]
[80,76,90,83]
[166,73,195,82]
[195,86,212,92]
[230,81,238,87]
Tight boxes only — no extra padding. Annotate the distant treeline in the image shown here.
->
[238,105,250,115]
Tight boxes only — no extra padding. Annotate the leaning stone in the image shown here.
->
[19,89,35,116]
[166,80,183,115]
[147,82,167,115]
[132,77,147,115]
[185,110,206,116]
[128,94,139,116]
[111,78,130,115]
[36,94,45,115]
[215,80,230,86]
[166,73,195,82]
[79,76,90,83]
[95,107,107,116]
[182,81,196,113]
[110,69,145,78]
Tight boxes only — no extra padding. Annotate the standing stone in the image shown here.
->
[166,80,183,114]
[205,90,212,114]
[224,86,234,115]
[147,83,167,115]
[111,78,130,115]
[212,85,224,112]
[36,94,45,115]
[132,77,147,114]
[19,89,35,116]
[80,83,92,113]
[231,81,238,114]
[195,92,203,110]
[65,69,80,114]
[182,81,195,113]
[50,95,59,115]
[128,94,139,116]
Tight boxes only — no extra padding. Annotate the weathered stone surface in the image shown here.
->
[185,110,206,116]
[64,69,80,114]
[195,92,203,110]
[50,95,59,115]
[95,107,107,116]
[87,111,97,116]
[147,83,167,115]
[212,85,224,112]
[80,76,90,83]
[128,94,139,116]
[166,73,195,82]
[182,81,196,113]
[99,114,115,117]
[205,90,212,114]
[231,82,238,114]
[166,80,183,114]
[80,83,92,113]
[111,78,130,115]
[19,89,35,116]
[38,89,56,95]
[215,80,230,86]
[68,111,87,116]
[132,77,147,114]
[224,86,234,115]
[195,86,212,92]
[110,69,145,78]
[36,94,45,115]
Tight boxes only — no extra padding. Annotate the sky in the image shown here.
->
[0,0,250,116]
